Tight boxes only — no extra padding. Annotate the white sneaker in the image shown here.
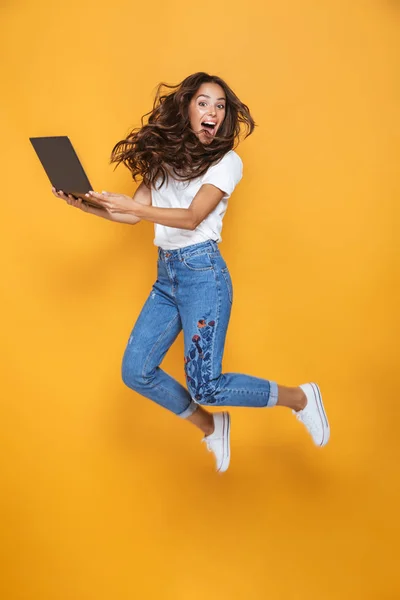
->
[293,383,330,446]
[202,412,231,472]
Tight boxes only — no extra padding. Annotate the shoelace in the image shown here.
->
[202,438,213,452]
[202,437,220,452]
[294,410,320,435]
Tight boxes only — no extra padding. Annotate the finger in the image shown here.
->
[89,190,115,204]
[74,197,87,210]
[87,191,105,199]
[88,196,111,210]
[86,191,106,204]
[69,194,80,206]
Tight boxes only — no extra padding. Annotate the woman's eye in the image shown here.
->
[199,102,225,109]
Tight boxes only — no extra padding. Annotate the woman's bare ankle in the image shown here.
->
[186,406,215,435]
[276,385,307,411]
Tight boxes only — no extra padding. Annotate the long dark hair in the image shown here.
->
[109,72,256,189]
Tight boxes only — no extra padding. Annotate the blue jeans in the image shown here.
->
[121,239,279,418]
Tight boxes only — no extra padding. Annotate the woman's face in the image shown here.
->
[188,82,226,143]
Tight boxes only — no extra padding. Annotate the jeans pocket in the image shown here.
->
[182,252,214,271]
[221,267,233,304]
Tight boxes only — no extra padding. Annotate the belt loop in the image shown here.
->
[177,247,182,262]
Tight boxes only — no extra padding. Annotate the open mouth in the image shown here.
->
[201,121,217,137]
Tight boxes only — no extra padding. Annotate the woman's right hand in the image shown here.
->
[51,187,89,212]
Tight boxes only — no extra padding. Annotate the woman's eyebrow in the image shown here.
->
[196,94,226,101]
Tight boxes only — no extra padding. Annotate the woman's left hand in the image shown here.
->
[85,190,141,215]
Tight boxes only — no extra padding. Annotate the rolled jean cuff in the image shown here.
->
[178,400,198,419]
[268,381,279,407]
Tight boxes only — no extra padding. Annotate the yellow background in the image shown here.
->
[1,1,399,598]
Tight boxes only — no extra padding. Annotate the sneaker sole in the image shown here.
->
[309,382,330,446]
[217,412,231,472]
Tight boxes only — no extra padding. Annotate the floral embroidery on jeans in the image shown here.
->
[184,318,216,402]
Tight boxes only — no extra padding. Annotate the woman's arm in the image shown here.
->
[86,182,225,229]
[131,184,225,230]
[86,181,152,224]
[132,205,194,229]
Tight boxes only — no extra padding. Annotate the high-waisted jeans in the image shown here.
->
[121,239,279,418]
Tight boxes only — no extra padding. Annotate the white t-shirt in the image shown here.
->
[151,150,243,249]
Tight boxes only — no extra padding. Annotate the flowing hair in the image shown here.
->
[109,72,256,189]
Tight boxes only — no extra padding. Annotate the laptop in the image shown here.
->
[29,135,103,208]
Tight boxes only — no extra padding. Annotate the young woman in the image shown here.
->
[52,72,330,473]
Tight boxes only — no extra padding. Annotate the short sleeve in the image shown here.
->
[201,151,243,200]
